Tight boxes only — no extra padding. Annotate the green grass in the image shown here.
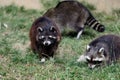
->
[0,1,120,80]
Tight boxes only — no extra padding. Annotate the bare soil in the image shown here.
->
[0,0,120,13]
[0,0,44,10]
[79,0,120,13]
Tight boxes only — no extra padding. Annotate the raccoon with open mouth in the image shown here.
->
[29,17,61,62]
[77,34,120,69]
[43,0,105,39]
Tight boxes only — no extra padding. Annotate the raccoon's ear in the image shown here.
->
[37,27,43,32]
[50,26,56,32]
[86,45,90,51]
[99,47,104,53]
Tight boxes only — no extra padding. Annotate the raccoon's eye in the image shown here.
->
[37,27,44,32]
[39,36,45,40]
[49,26,56,33]
[48,35,57,39]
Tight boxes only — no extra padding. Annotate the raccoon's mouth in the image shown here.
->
[86,59,103,64]
[86,59,103,69]
[43,41,52,46]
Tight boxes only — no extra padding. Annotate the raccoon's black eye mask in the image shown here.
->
[86,59,102,64]
[48,35,57,40]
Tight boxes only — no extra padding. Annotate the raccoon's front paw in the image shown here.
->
[76,30,84,39]
[77,55,86,62]
[40,58,46,63]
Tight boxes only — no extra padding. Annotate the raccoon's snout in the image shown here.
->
[88,64,96,69]
[43,41,51,46]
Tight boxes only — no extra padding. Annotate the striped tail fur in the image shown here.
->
[86,16,105,32]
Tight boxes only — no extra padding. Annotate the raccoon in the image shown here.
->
[29,17,61,62]
[43,0,105,39]
[77,34,120,69]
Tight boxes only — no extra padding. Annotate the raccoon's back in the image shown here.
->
[45,1,90,20]
[90,35,120,45]
[44,1,105,33]
[43,1,90,30]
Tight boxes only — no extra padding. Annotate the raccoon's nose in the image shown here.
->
[88,64,96,69]
[44,42,49,46]
[43,41,51,46]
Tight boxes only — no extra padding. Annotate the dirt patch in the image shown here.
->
[0,0,120,13]
[12,41,30,53]
[80,0,120,13]
[0,0,44,10]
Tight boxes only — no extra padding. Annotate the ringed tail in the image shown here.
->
[86,16,105,32]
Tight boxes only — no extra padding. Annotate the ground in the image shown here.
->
[0,0,120,13]
[0,1,120,80]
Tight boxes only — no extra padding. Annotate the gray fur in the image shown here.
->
[77,34,120,69]
[44,1,105,39]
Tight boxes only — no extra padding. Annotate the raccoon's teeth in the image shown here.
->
[40,58,46,63]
